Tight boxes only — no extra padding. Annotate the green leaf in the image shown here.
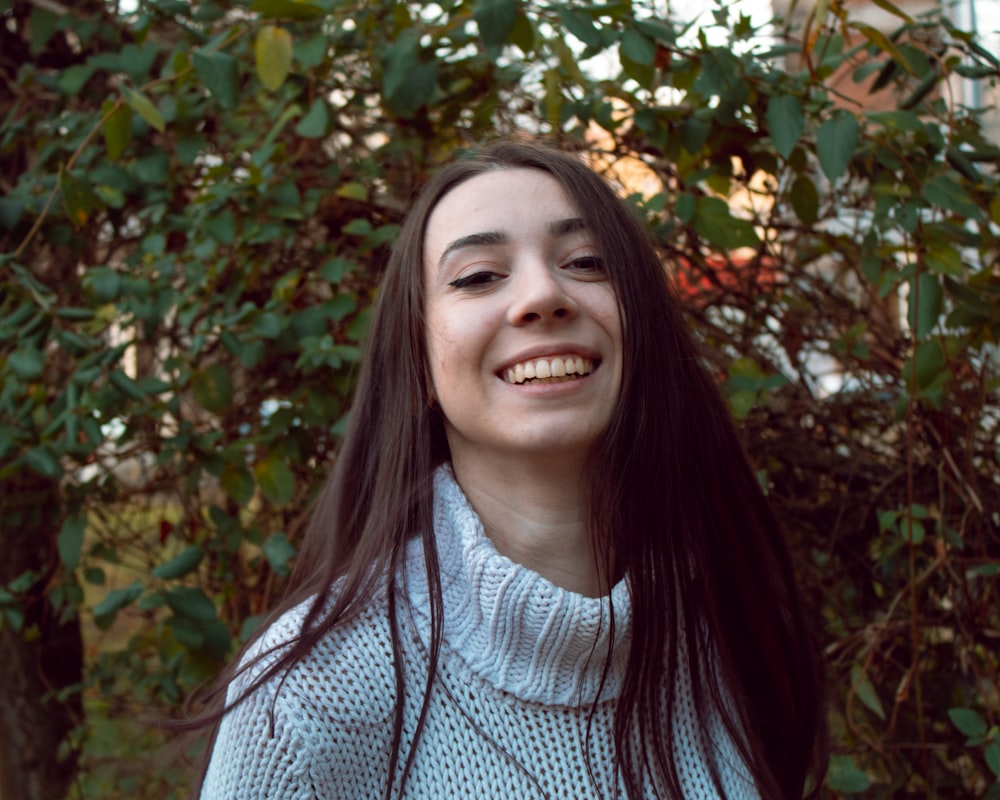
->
[392,65,437,119]
[201,619,231,660]
[167,614,204,650]
[29,6,58,54]
[295,32,328,67]
[868,0,915,24]
[924,242,964,276]
[675,193,695,223]
[346,306,371,342]
[559,8,603,49]
[119,42,158,80]
[948,707,988,739]
[342,218,372,236]
[109,370,146,401]
[474,0,518,48]
[766,95,803,159]
[911,340,946,389]
[336,182,368,201]
[57,64,94,96]
[0,197,23,230]
[921,175,982,219]
[132,150,170,184]
[850,664,886,720]
[381,31,438,119]
[908,272,942,338]
[790,176,819,224]
[679,117,709,155]
[382,30,420,97]
[235,616,263,646]
[8,348,44,380]
[121,87,165,133]
[59,166,101,227]
[620,27,655,66]
[101,101,132,161]
[954,63,999,79]
[969,37,1000,68]
[58,514,87,572]
[853,23,913,75]
[93,580,144,619]
[321,257,354,283]
[205,209,236,244]
[255,25,293,91]
[634,17,676,44]
[152,546,204,580]
[900,70,938,110]
[826,755,871,793]
[220,464,255,505]
[249,0,326,18]
[296,98,330,138]
[254,454,295,505]
[164,586,217,622]
[543,67,562,127]
[899,517,925,545]
[194,51,240,110]
[817,110,859,182]
[692,196,760,250]
[694,48,747,105]
[866,109,923,132]
[24,446,62,479]
[253,311,284,339]
[84,267,121,301]
[263,531,296,576]
[946,148,983,182]
[727,388,756,420]
[55,307,95,321]
[986,742,1000,778]
[508,12,535,52]
[191,364,234,414]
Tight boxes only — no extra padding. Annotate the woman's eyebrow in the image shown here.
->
[436,218,588,272]
[548,217,587,237]
[438,230,508,268]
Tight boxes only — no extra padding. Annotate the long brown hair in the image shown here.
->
[193,139,827,798]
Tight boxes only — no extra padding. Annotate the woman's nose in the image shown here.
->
[506,262,578,326]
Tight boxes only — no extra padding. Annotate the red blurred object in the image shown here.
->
[671,253,780,305]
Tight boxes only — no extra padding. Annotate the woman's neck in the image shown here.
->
[448,452,608,597]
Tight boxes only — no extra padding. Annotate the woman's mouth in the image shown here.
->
[501,356,597,385]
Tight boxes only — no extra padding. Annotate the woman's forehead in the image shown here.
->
[423,169,582,260]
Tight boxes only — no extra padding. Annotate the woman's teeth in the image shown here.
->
[503,356,595,384]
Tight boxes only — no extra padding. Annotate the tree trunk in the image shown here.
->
[0,471,83,800]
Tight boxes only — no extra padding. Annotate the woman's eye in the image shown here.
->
[448,271,502,289]
[565,256,605,273]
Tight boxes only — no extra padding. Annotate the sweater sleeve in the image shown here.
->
[200,675,322,800]
[199,599,398,800]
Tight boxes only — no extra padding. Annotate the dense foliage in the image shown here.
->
[1,0,998,797]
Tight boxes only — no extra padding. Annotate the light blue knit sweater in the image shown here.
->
[200,467,758,799]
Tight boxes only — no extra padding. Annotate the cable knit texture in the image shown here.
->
[200,466,759,799]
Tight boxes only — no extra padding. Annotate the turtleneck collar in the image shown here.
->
[403,465,632,706]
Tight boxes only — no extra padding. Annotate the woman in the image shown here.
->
[197,140,826,799]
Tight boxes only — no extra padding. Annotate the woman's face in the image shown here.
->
[423,168,623,467]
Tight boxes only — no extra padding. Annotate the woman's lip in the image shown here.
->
[502,371,598,394]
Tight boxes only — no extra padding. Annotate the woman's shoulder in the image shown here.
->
[201,592,399,798]
[235,588,397,728]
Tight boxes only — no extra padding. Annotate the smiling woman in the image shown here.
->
[194,140,828,799]
[423,169,623,596]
